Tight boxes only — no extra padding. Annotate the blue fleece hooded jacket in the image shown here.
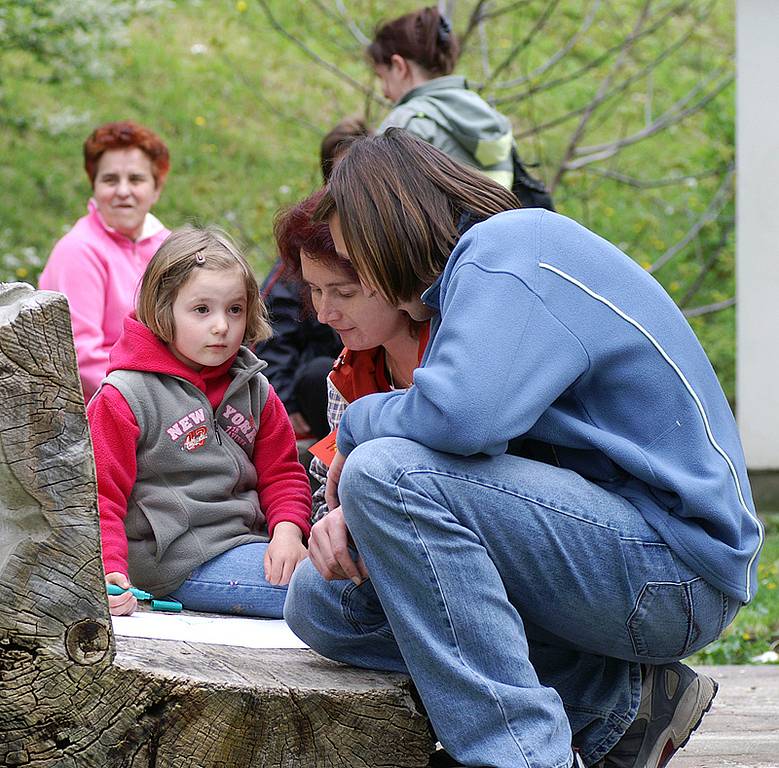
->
[337,209,763,604]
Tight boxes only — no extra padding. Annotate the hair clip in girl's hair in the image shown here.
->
[194,252,206,265]
[437,15,452,44]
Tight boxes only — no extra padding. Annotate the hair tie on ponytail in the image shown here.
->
[437,15,452,45]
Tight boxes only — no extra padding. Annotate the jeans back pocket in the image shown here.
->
[627,577,727,661]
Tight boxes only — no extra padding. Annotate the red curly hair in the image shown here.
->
[274,188,357,282]
[83,121,170,187]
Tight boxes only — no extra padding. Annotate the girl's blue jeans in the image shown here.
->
[168,542,288,618]
[284,438,738,768]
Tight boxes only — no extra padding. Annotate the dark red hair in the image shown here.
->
[274,188,358,283]
[83,120,170,187]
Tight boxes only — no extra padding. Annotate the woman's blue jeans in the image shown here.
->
[284,438,737,768]
[168,542,288,618]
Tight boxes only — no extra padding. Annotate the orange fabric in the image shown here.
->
[309,428,338,468]
[329,321,430,403]
[313,322,430,469]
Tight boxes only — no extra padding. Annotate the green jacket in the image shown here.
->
[378,75,514,188]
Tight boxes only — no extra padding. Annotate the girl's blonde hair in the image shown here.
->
[137,224,271,346]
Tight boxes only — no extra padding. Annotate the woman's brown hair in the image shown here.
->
[315,129,519,305]
[137,225,271,346]
[367,6,459,77]
[320,117,371,182]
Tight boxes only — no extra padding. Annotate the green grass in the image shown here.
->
[689,515,779,665]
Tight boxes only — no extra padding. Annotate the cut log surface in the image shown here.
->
[0,285,433,768]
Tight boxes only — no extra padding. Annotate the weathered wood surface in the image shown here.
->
[0,285,433,767]
[672,665,779,768]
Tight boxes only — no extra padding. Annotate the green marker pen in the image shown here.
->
[151,599,183,612]
[106,584,153,601]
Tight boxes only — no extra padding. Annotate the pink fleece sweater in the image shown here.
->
[38,200,170,400]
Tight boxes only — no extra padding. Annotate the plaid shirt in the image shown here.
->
[310,377,349,523]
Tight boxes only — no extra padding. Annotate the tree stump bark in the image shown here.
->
[0,284,433,767]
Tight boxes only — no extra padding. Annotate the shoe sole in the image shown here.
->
[649,673,718,768]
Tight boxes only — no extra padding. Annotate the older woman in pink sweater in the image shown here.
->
[39,121,171,400]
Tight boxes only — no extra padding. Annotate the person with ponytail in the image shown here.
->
[284,130,760,768]
[367,6,515,189]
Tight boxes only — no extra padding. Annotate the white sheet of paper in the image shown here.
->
[112,611,308,649]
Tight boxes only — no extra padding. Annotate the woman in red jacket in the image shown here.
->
[274,189,428,523]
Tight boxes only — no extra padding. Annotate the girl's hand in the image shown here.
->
[325,449,345,511]
[264,522,308,586]
[105,572,137,616]
[308,505,369,584]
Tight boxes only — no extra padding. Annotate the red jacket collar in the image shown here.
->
[330,322,430,403]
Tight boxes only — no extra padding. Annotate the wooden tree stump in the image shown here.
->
[0,284,433,767]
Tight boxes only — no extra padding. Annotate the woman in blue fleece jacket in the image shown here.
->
[284,130,763,768]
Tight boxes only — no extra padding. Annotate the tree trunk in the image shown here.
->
[0,284,433,767]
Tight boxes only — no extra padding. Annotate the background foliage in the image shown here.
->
[1,0,735,393]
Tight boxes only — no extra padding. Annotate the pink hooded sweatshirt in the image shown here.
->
[38,199,170,400]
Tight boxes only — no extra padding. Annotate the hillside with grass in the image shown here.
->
[2,0,735,392]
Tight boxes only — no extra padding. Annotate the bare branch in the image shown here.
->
[649,166,735,274]
[515,12,722,143]
[477,4,492,80]
[459,0,545,51]
[334,0,371,46]
[458,0,492,51]
[296,2,365,56]
[486,0,601,91]
[567,69,733,167]
[476,0,539,23]
[551,0,653,190]
[679,218,734,308]
[490,1,689,105]
[580,164,732,190]
[309,0,340,23]
[482,0,561,88]
[683,297,735,318]
[256,0,377,100]
[439,0,456,19]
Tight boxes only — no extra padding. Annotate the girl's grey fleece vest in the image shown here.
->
[102,348,270,596]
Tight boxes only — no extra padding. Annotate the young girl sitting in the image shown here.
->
[88,225,312,618]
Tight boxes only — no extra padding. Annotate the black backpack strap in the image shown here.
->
[510,146,555,211]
